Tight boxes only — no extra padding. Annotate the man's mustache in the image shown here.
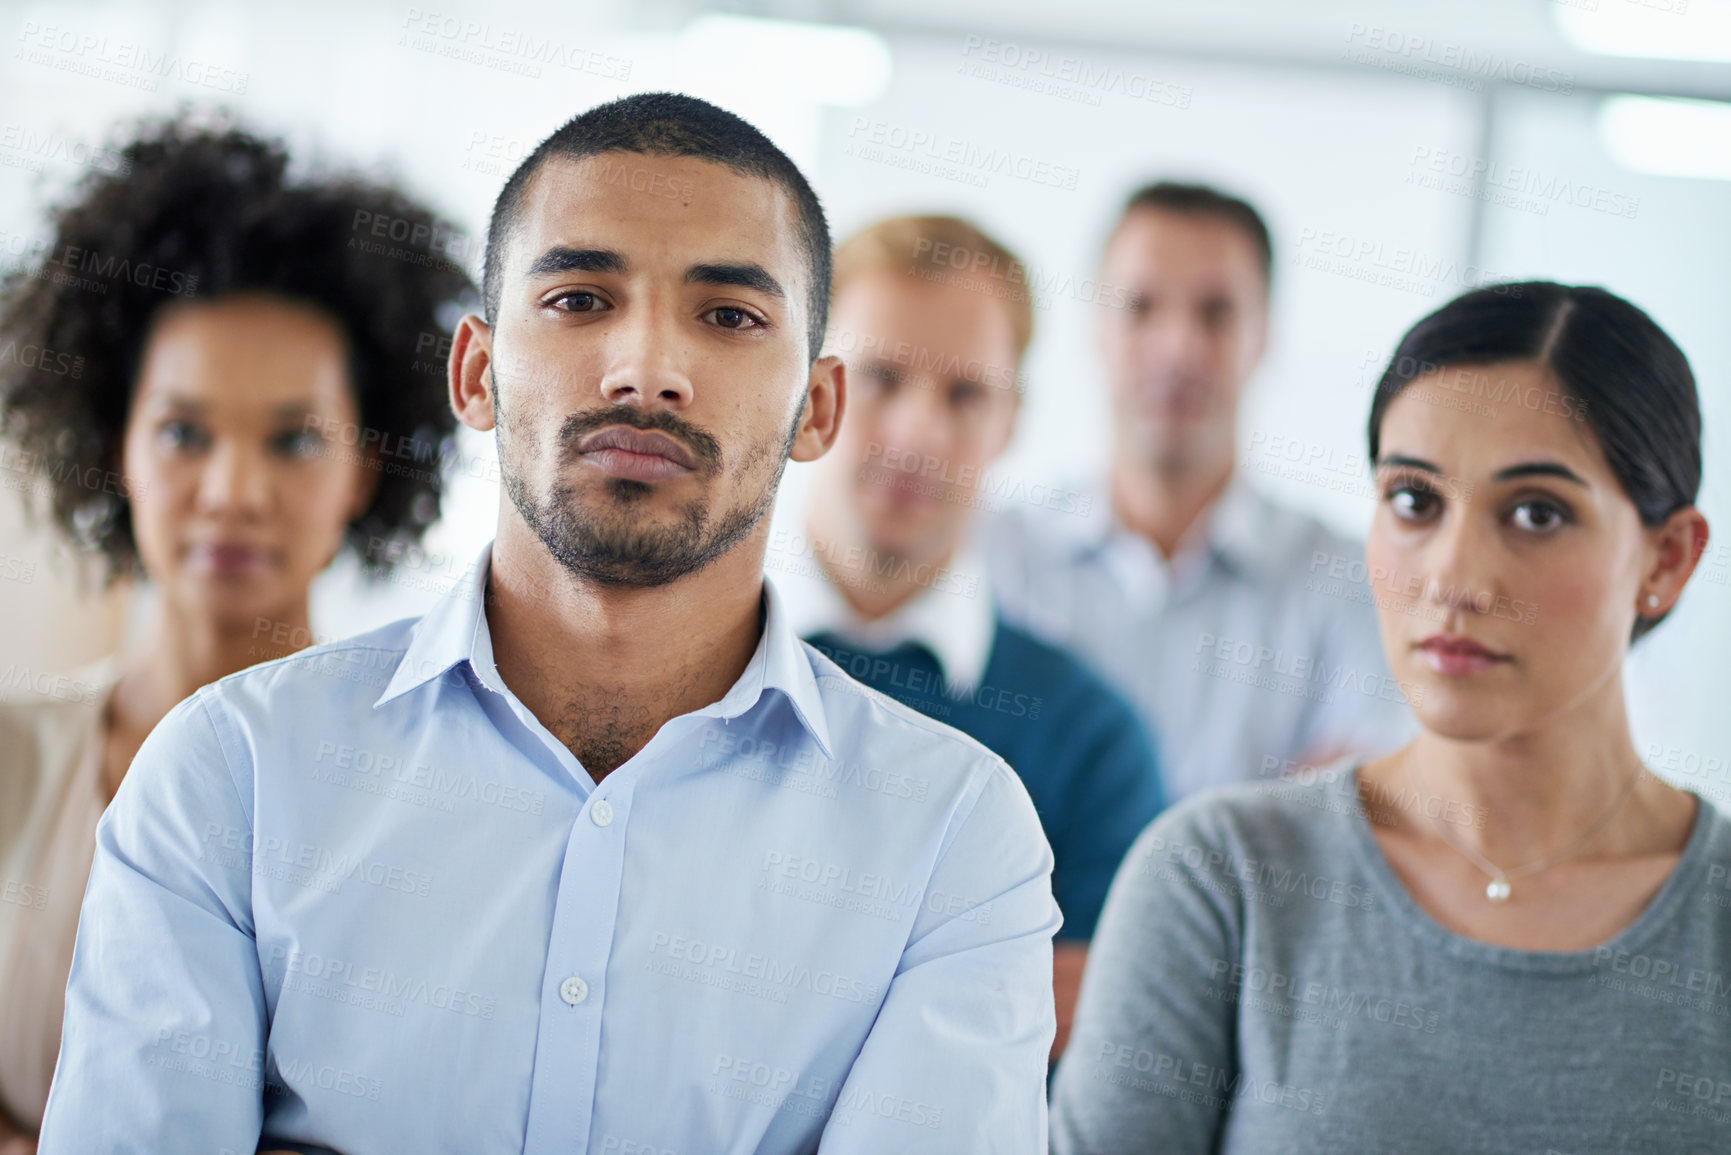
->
[557,406,723,474]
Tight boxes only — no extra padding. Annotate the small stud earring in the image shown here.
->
[1646,595,1661,610]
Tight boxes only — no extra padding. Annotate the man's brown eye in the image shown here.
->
[712,307,752,329]
[556,292,599,311]
[860,365,898,391]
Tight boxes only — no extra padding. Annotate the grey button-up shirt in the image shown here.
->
[983,477,1414,801]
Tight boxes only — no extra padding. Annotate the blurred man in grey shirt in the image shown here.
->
[984,182,1412,802]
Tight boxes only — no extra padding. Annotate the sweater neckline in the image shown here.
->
[1333,762,1719,974]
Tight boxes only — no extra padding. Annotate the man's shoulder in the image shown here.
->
[801,640,1014,790]
[1227,489,1389,645]
[978,480,1107,563]
[986,619,1144,732]
[1233,485,1365,581]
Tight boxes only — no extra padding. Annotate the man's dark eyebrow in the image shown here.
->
[524,246,627,279]
[1492,461,1588,486]
[686,262,785,301]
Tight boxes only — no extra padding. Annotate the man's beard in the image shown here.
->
[496,371,800,588]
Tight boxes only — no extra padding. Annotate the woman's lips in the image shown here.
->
[187,543,274,575]
[1416,634,1510,676]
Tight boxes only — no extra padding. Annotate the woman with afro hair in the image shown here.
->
[0,114,474,1148]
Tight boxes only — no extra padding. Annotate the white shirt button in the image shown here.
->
[591,799,613,827]
[559,976,588,1006]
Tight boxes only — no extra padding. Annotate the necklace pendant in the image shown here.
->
[1485,879,1512,902]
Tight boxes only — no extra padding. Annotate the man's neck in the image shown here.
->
[804,507,956,624]
[1109,451,1235,561]
[485,517,767,782]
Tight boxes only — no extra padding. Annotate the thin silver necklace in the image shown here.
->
[1413,759,1647,902]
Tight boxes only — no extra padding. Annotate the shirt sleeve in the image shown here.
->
[38,689,268,1154]
[1047,697,1165,941]
[817,757,1059,1154]
[1048,804,1240,1155]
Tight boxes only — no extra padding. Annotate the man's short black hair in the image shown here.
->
[1115,181,1273,290]
[483,92,831,359]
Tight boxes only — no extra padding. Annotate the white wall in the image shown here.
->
[1476,88,1731,808]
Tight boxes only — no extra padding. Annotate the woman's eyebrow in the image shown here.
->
[1374,454,1442,474]
[144,393,209,412]
[1491,461,1589,486]
[1375,454,1589,487]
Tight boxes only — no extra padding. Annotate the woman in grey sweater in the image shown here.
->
[1050,282,1729,1153]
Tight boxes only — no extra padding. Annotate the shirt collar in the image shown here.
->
[1061,472,1281,582]
[776,537,997,695]
[1201,475,1283,581]
[375,541,835,759]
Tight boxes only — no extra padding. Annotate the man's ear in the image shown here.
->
[982,376,1023,466]
[1244,297,1271,374]
[449,313,496,432]
[789,355,846,464]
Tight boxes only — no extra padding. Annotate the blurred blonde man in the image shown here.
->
[776,217,1165,1059]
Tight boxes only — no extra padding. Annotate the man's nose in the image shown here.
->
[869,379,953,465]
[597,298,695,409]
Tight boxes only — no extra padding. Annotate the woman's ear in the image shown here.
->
[348,447,382,520]
[1639,505,1710,618]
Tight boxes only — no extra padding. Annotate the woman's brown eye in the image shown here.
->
[273,430,323,458]
[1511,500,1568,533]
[1389,485,1438,521]
[160,420,208,451]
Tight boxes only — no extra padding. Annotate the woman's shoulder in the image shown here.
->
[1116,764,1365,922]
[0,659,115,805]
[0,658,115,736]
[1142,763,1356,858]
[1688,792,1731,869]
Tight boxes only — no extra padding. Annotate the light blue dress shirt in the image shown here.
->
[984,478,1415,803]
[40,544,1059,1154]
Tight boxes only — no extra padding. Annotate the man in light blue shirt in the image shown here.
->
[985,182,1414,802]
[40,93,1058,1154]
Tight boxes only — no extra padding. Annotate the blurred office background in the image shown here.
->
[2,0,1728,802]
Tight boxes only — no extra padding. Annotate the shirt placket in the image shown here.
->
[522,779,633,1153]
